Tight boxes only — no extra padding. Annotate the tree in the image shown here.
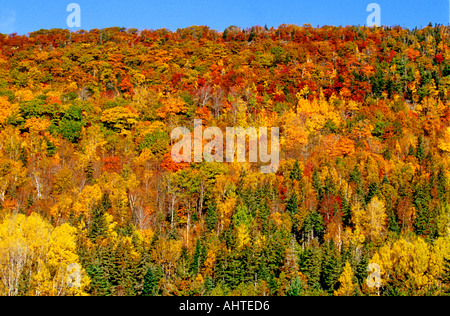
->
[89,201,109,241]
[205,202,218,233]
[361,197,387,243]
[100,106,139,134]
[334,261,356,296]
[416,136,425,163]
[57,104,86,143]
[438,127,450,153]
[0,213,90,296]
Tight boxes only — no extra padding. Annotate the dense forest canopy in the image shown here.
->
[0,24,450,296]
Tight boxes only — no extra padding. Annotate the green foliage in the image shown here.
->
[138,130,170,156]
[19,96,60,119]
[2,25,450,297]
[57,105,86,143]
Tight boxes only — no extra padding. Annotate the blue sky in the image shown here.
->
[0,0,449,35]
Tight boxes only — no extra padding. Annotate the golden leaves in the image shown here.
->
[156,96,187,119]
[0,97,18,126]
[0,214,89,296]
[438,127,450,153]
[334,261,356,296]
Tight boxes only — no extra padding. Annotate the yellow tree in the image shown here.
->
[32,223,90,296]
[439,127,450,153]
[361,197,387,243]
[0,214,89,296]
[0,97,18,126]
[370,236,443,295]
[334,261,356,296]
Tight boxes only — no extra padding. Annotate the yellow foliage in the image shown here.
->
[296,97,341,134]
[439,127,450,153]
[73,184,103,218]
[79,124,107,165]
[156,97,187,119]
[0,97,18,126]
[24,117,51,135]
[236,224,250,249]
[370,236,450,295]
[362,197,387,243]
[100,106,139,133]
[15,89,34,102]
[0,214,89,296]
[334,261,356,296]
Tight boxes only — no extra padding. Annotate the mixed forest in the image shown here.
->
[1,24,450,296]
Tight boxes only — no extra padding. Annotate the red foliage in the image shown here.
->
[102,156,123,173]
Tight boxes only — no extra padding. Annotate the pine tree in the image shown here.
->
[303,210,324,242]
[290,160,302,182]
[340,195,351,227]
[258,199,271,234]
[437,166,447,203]
[286,193,298,219]
[101,192,112,212]
[299,241,322,291]
[440,256,450,294]
[312,168,323,199]
[320,241,342,293]
[86,244,113,296]
[408,144,415,157]
[89,203,108,241]
[366,182,380,204]
[142,266,160,296]
[190,239,204,275]
[416,136,425,163]
[413,180,433,237]
[109,237,140,296]
[349,165,365,203]
[205,202,218,233]
[286,276,305,296]
[86,263,110,296]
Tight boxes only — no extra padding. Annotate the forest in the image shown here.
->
[0,24,450,296]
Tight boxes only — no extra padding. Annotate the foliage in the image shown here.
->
[0,24,450,296]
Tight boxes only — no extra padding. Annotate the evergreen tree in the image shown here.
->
[408,144,415,157]
[109,238,141,296]
[101,192,112,212]
[286,276,306,296]
[258,199,271,234]
[366,182,380,204]
[437,166,447,203]
[440,256,450,294]
[142,266,161,296]
[416,136,425,163]
[320,241,342,294]
[86,243,113,296]
[299,241,322,291]
[312,169,323,199]
[340,195,351,227]
[413,180,433,237]
[349,165,365,203]
[286,193,298,219]
[303,210,325,242]
[190,239,205,275]
[89,203,108,241]
[290,159,302,182]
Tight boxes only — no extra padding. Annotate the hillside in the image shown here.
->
[0,25,450,296]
